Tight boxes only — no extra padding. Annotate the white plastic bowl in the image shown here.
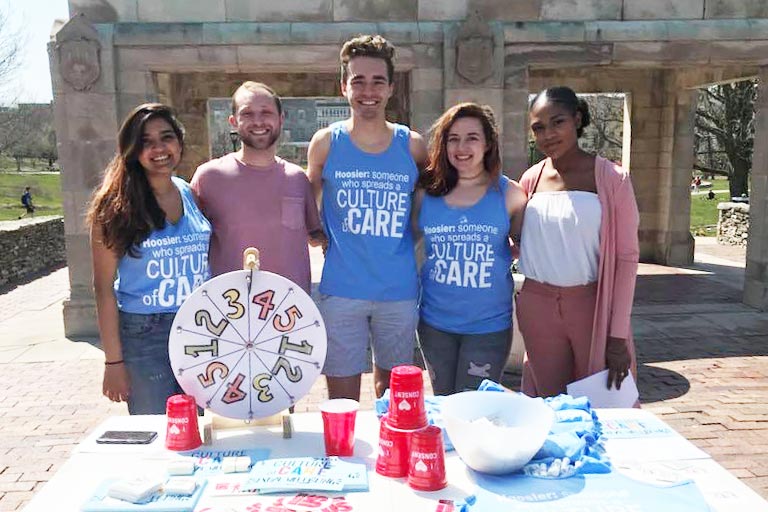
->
[441,390,554,475]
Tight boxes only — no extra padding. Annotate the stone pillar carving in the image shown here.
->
[50,14,120,337]
[443,11,505,154]
[744,66,768,310]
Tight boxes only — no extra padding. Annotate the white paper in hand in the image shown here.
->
[566,369,639,408]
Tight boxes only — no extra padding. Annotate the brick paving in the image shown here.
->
[1,238,767,509]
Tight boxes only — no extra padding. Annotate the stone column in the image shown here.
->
[625,71,664,262]
[662,85,697,265]
[744,66,768,310]
[50,14,120,337]
[409,67,444,137]
[502,66,530,178]
[626,70,694,265]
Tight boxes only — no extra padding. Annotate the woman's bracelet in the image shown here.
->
[104,360,125,366]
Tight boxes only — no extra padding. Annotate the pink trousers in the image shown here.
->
[517,278,597,398]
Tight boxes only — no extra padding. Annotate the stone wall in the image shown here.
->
[0,217,66,287]
[718,202,750,246]
[69,0,768,23]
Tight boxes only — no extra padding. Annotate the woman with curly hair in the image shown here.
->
[88,103,211,414]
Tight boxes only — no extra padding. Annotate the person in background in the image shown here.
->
[88,103,211,414]
[308,34,427,401]
[517,86,639,398]
[19,186,35,218]
[191,82,324,293]
[413,103,526,394]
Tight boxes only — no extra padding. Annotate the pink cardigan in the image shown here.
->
[519,156,639,376]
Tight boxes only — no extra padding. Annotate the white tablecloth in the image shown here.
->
[25,409,768,512]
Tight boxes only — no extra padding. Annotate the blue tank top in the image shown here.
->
[115,176,212,313]
[320,122,419,301]
[418,177,512,333]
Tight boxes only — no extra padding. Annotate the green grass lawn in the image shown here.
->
[690,190,730,236]
[0,172,63,221]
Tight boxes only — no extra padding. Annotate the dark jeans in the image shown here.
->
[119,311,183,415]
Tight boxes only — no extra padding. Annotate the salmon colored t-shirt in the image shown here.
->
[191,154,321,293]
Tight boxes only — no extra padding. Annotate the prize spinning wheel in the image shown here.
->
[168,249,327,420]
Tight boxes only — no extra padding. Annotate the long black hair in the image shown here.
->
[87,103,185,257]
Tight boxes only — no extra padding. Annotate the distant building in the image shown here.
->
[316,100,350,129]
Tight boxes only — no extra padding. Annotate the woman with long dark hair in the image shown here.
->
[517,86,639,398]
[88,103,211,414]
[414,103,526,394]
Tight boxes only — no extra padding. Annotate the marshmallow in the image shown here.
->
[235,456,251,472]
[107,476,164,503]
[164,477,197,496]
[221,457,238,473]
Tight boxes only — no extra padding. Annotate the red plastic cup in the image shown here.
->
[407,425,447,491]
[165,394,202,451]
[388,365,428,430]
[375,415,411,478]
[319,399,359,456]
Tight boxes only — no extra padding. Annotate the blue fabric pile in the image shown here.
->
[374,379,610,477]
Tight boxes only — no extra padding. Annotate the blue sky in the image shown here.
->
[3,0,70,104]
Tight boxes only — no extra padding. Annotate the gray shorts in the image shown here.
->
[418,320,512,395]
[318,295,418,377]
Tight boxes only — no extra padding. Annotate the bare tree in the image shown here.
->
[695,80,756,197]
[0,1,24,100]
[582,94,624,163]
[0,104,57,170]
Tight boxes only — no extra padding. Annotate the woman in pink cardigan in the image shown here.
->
[517,86,639,398]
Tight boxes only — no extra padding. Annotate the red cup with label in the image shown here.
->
[407,425,447,491]
[165,394,202,451]
[375,414,411,478]
[388,365,428,430]
[320,398,359,456]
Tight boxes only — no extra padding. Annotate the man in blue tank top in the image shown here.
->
[308,35,427,401]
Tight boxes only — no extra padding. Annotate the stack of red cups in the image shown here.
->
[165,394,202,451]
[375,365,447,491]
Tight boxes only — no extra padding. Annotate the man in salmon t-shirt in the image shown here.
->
[191,81,324,293]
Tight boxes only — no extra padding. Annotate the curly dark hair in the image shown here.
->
[419,103,502,197]
[86,103,185,257]
[340,34,395,83]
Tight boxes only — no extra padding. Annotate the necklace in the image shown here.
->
[458,169,487,181]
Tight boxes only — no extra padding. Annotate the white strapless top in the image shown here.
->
[519,191,602,287]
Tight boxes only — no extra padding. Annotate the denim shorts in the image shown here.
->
[418,321,512,395]
[318,295,418,377]
[119,311,183,415]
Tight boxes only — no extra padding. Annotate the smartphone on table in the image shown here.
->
[96,430,158,444]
